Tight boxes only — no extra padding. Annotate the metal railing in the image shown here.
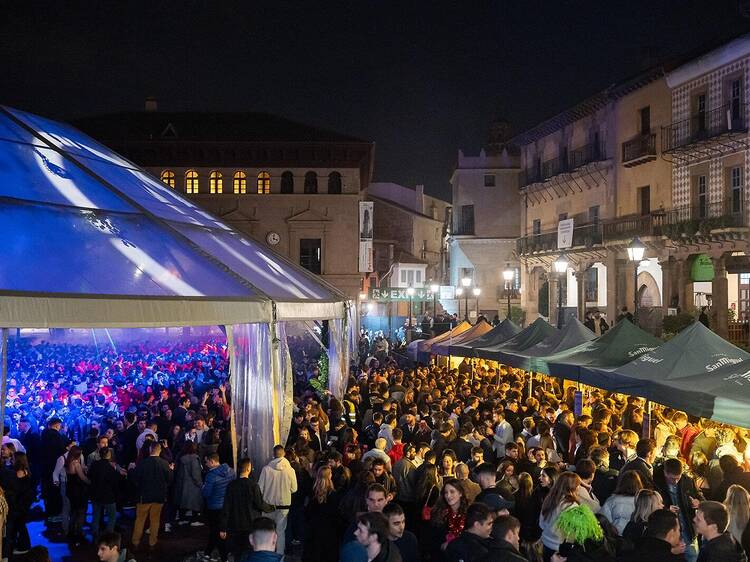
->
[517,222,603,255]
[662,102,747,152]
[622,133,656,163]
[520,141,607,188]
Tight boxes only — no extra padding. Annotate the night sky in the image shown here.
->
[2,1,748,201]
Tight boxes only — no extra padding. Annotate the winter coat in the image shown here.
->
[220,476,274,532]
[600,494,636,535]
[174,453,204,512]
[202,463,235,510]
[482,538,528,562]
[444,531,489,562]
[697,533,747,562]
[89,458,121,504]
[258,456,298,507]
[132,455,172,504]
[619,536,684,562]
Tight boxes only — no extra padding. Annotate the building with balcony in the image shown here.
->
[449,130,521,320]
[74,103,375,300]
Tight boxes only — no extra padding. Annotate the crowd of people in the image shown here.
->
[3,331,750,562]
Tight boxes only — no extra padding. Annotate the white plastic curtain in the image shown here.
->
[328,302,356,399]
[275,322,294,451]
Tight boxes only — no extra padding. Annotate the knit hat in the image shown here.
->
[554,504,603,545]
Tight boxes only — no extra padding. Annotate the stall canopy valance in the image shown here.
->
[450,318,522,358]
[0,106,349,327]
[430,320,493,356]
[474,318,557,361]
[502,318,595,372]
[545,319,662,379]
[578,321,750,394]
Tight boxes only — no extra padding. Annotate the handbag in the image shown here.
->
[421,485,437,521]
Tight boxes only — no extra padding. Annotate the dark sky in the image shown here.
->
[2,1,748,201]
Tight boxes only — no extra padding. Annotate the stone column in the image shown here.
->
[678,258,695,314]
[606,251,619,323]
[712,255,729,338]
[549,274,559,327]
[624,261,637,318]
[660,257,674,313]
[576,269,586,322]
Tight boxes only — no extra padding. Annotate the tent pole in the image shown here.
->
[528,372,533,400]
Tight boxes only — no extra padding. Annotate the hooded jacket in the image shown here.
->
[258,456,298,507]
[202,463,235,510]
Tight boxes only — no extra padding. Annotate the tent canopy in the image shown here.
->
[545,320,662,379]
[407,321,472,361]
[474,318,557,361]
[430,320,493,356]
[450,318,522,358]
[578,321,750,393]
[502,318,595,372]
[0,106,349,327]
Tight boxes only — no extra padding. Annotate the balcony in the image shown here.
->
[520,141,607,188]
[662,102,747,154]
[622,133,656,167]
[602,201,746,243]
[517,222,603,256]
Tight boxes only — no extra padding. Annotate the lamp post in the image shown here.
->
[455,287,464,320]
[503,263,515,321]
[461,277,471,321]
[627,237,646,325]
[430,282,440,335]
[553,253,569,329]
[473,287,481,320]
[406,285,415,342]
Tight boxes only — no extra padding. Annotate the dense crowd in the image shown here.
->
[3,332,750,562]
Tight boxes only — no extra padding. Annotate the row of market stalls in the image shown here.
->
[409,316,750,428]
[0,105,357,469]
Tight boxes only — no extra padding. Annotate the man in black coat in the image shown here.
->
[714,455,750,501]
[444,503,493,562]
[590,447,618,505]
[130,442,173,550]
[447,422,475,463]
[384,503,419,562]
[694,501,747,562]
[619,438,656,490]
[89,447,122,540]
[619,509,685,562]
[485,515,528,562]
[220,458,274,562]
[40,417,67,521]
[654,458,705,557]
[18,418,41,486]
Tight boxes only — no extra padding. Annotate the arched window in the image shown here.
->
[328,171,342,194]
[209,170,223,194]
[304,171,318,194]
[281,171,294,194]
[160,170,176,188]
[233,171,247,194]
[185,170,199,194]
[257,171,271,194]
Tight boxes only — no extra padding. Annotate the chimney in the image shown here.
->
[145,96,158,112]
[415,184,425,214]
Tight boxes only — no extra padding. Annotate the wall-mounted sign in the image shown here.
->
[690,254,715,282]
[369,288,435,302]
[359,201,374,273]
[557,218,574,249]
[439,285,455,300]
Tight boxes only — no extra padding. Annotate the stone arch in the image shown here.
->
[637,270,661,307]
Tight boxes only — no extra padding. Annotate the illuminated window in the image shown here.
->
[281,171,294,193]
[209,170,223,194]
[160,170,176,188]
[233,171,247,194]
[304,171,318,194]
[185,170,199,194]
[328,171,342,194]
[257,171,271,194]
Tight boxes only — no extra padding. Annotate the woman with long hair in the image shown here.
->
[688,450,711,495]
[303,466,343,562]
[64,446,90,544]
[439,449,458,479]
[515,472,543,561]
[724,484,750,553]
[533,465,560,508]
[430,479,469,557]
[5,453,34,555]
[498,460,519,498]
[555,504,615,562]
[621,489,663,545]
[539,472,600,562]
[173,441,203,524]
[600,470,643,535]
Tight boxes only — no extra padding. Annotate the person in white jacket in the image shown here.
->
[258,445,298,556]
[601,470,642,534]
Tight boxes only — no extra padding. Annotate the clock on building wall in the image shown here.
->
[266,232,281,245]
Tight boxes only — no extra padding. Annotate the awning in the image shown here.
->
[474,318,557,361]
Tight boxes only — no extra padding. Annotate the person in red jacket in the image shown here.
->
[674,411,700,459]
[387,428,405,466]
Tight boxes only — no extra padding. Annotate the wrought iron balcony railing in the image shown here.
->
[622,133,656,165]
[520,141,607,188]
[662,102,747,153]
[517,222,603,255]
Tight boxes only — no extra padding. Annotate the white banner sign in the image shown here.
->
[359,201,374,272]
[557,218,574,249]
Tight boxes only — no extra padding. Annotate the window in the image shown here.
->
[731,167,742,214]
[559,145,568,171]
[233,171,247,194]
[459,205,474,234]
[697,94,707,132]
[281,171,294,194]
[257,171,271,194]
[484,174,496,187]
[589,205,600,224]
[304,171,318,194]
[697,175,707,218]
[532,219,541,235]
[160,170,175,188]
[300,238,322,274]
[185,170,199,194]
[731,79,742,122]
[640,106,651,134]
[209,170,223,194]
[328,171,342,194]
[585,268,598,302]
[558,213,568,222]
[639,186,651,216]
[741,273,750,284]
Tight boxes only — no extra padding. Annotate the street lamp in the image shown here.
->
[627,237,646,325]
[553,253,569,329]
[406,285,415,342]
[430,281,440,314]
[503,263,515,320]
[455,287,464,320]
[473,286,481,320]
[460,277,471,321]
